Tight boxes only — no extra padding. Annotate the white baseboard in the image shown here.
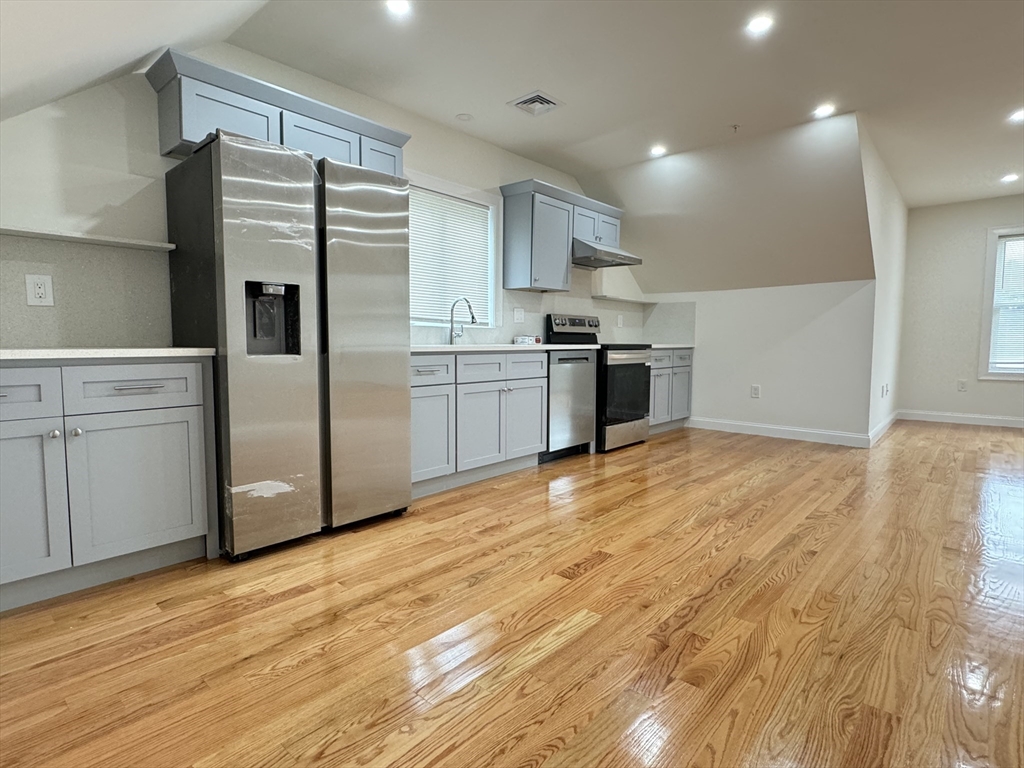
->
[897,410,1024,429]
[869,412,899,446]
[687,417,870,448]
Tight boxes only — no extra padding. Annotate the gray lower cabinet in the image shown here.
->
[0,417,72,583]
[411,384,456,482]
[671,367,692,421]
[282,111,360,166]
[455,377,548,470]
[64,406,207,566]
[456,381,505,471]
[650,370,672,425]
[506,378,548,459]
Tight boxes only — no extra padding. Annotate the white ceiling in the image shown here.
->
[0,0,266,121]
[227,0,1024,207]
[0,0,1020,208]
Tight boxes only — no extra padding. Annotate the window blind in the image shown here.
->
[989,235,1024,374]
[409,186,493,326]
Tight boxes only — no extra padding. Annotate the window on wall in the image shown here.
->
[981,230,1024,377]
[408,183,496,327]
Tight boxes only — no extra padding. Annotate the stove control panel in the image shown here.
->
[549,314,601,330]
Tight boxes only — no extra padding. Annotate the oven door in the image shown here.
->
[602,350,651,425]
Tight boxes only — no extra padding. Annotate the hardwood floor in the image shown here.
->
[0,421,1021,768]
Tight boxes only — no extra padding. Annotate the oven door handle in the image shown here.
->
[606,351,651,366]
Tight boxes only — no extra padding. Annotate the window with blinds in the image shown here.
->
[987,234,1024,374]
[409,185,495,326]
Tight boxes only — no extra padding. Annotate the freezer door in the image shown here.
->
[320,159,412,525]
[214,135,323,554]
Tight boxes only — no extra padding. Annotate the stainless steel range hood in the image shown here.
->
[571,238,643,269]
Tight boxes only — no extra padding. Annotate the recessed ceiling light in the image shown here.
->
[813,103,836,119]
[746,14,774,37]
[1010,109,1024,124]
[1001,173,1020,183]
[456,113,473,121]
[385,0,410,16]
[650,144,667,157]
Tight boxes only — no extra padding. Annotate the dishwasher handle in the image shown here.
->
[550,350,597,365]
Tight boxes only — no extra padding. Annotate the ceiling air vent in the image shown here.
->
[509,90,563,117]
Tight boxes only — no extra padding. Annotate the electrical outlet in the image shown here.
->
[957,379,967,392]
[885,383,889,396]
[25,274,54,306]
[617,314,623,328]
[750,384,761,399]
[513,307,525,323]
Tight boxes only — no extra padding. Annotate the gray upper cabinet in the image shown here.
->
[65,405,207,565]
[573,207,620,248]
[282,111,360,166]
[162,77,282,157]
[147,50,410,169]
[505,378,548,459]
[501,192,573,292]
[360,137,404,177]
[573,207,600,242]
[411,384,456,482]
[597,214,620,248]
[0,417,72,584]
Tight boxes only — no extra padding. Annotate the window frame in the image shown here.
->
[978,225,1024,381]
[404,168,502,329]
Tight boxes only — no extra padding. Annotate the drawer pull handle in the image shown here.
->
[71,428,83,437]
[414,367,443,373]
[0,393,7,398]
[112,383,166,391]
[49,430,61,439]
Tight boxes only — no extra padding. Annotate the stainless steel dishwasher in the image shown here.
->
[547,350,597,451]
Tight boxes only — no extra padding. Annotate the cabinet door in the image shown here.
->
[0,417,72,584]
[360,136,404,176]
[282,111,359,165]
[671,367,692,421]
[456,381,505,471]
[649,370,672,425]
[573,206,600,241]
[65,407,207,565]
[530,194,573,291]
[598,215,620,247]
[180,78,281,146]
[411,385,456,482]
[505,377,548,459]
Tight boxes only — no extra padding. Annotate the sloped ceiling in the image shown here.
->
[581,114,875,293]
[0,0,266,121]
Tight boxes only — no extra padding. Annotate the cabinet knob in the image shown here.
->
[70,428,83,437]
[49,429,61,438]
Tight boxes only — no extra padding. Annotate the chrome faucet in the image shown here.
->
[449,297,478,344]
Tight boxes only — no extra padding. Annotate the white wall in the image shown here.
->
[648,282,876,444]
[899,195,1024,422]
[858,121,908,437]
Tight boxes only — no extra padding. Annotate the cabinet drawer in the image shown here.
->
[650,351,674,369]
[456,354,507,383]
[673,349,693,367]
[0,367,63,422]
[410,355,455,387]
[62,363,202,415]
[506,352,548,381]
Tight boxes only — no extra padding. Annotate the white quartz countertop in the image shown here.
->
[650,343,695,349]
[0,347,216,360]
[413,344,601,353]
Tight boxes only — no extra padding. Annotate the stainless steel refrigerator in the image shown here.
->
[165,132,411,558]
